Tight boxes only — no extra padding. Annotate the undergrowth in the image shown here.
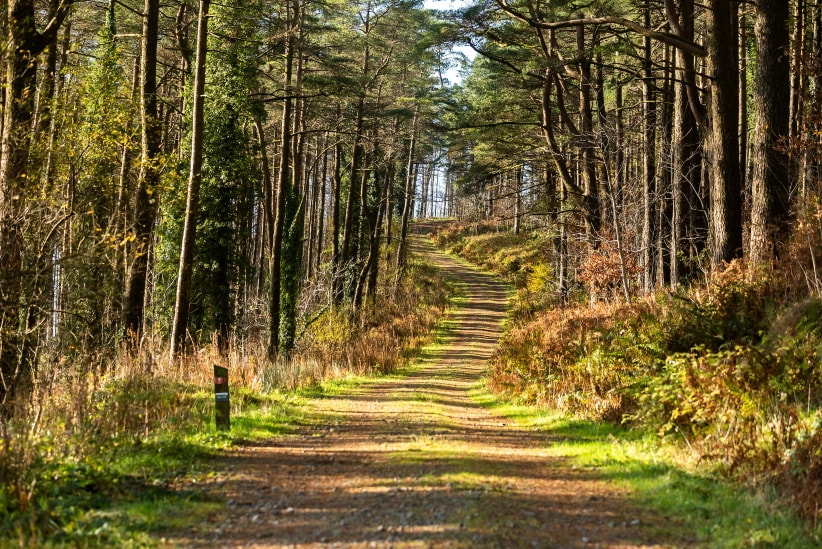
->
[0,253,451,547]
[435,220,822,535]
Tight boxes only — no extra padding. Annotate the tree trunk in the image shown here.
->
[556,169,569,303]
[331,132,344,302]
[641,1,657,291]
[739,6,749,199]
[707,0,743,264]
[306,134,320,279]
[577,24,599,243]
[32,0,59,153]
[315,132,328,273]
[170,0,210,359]
[657,44,674,287]
[671,36,701,286]
[124,0,161,340]
[615,81,625,210]
[513,167,522,235]
[395,109,418,275]
[749,0,792,264]
[419,162,429,218]
[789,0,806,144]
[352,138,372,309]
[268,8,294,357]
[1,0,72,405]
[340,96,365,301]
[254,117,272,302]
[279,17,305,355]
[355,161,385,304]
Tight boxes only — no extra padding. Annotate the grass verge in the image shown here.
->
[1,388,307,548]
[468,384,821,548]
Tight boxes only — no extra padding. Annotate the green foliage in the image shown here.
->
[0,376,212,546]
[53,15,139,353]
[0,361,308,546]
[1,235,457,544]
[153,0,263,346]
[191,2,262,345]
[504,289,822,520]
[288,254,453,386]
[658,263,773,353]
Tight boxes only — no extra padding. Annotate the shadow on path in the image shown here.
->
[173,227,679,549]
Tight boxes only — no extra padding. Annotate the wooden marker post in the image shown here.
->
[214,365,230,430]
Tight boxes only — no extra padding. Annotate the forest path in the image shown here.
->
[175,225,677,548]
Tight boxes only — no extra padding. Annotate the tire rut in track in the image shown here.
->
[173,229,682,548]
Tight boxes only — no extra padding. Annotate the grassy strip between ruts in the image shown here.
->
[468,384,821,548]
[295,276,468,404]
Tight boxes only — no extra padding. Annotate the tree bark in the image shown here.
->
[789,0,806,144]
[749,0,792,264]
[331,130,344,302]
[340,96,365,301]
[670,27,701,286]
[577,24,599,243]
[641,2,657,291]
[314,132,329,275]
[657,44,674,287]
[170,0,210,359]
[124,0,161,340]
[739,6,748,200]
[513,167,522,235]
[395,108,418,275]
[707,0,743,264]
[268,7,294,357]
[279,11,305,355]
[253,116,272,302]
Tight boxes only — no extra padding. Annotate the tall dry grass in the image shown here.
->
[0,253,450,543]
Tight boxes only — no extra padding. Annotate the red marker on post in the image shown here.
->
[214,365,230,431]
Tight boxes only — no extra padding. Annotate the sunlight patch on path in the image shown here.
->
[176,230,677,548]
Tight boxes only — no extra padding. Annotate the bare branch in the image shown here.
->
[495,0,708,58]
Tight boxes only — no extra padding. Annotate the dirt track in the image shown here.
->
[173,229,679,548]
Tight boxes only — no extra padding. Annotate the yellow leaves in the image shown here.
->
[102,231,136,249]
[525,263,552,295]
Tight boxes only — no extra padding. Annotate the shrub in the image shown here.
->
[441,219,822,523]
[491,266,822,520]
[658,260,773,353]
[488,301,658,421]
[577,231,640,299]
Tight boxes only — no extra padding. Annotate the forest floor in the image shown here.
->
[166,226,688,548]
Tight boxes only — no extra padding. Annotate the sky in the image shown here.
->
[423,0,470,10]
[423,0,477,85]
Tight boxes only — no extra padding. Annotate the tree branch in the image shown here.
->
[34,0,75,55]
[495,0,708,58]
